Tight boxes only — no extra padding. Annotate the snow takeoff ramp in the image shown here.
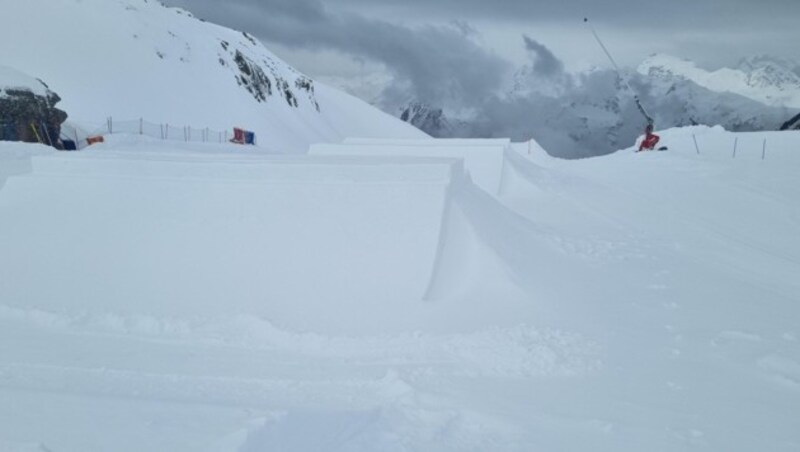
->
[0,148,545,333]
[310,139,510,195]
[310,138,549,198]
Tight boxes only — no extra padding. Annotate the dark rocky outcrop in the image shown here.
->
[0,75,67,148]
[233,50,273,103]
[399,102,453,138]
[220,40,320,111]
[780,112,800,130]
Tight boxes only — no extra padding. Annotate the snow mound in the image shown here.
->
[0,65,49,97]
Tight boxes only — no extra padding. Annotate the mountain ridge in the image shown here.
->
[393,53,799,158]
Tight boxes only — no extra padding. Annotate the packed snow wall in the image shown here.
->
[0,151,465,330]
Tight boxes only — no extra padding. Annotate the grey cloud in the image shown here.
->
[334,0,800,31]
[164,0,510,108]
[522,35,563,77]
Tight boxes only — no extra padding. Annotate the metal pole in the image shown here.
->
[585,18,653,125]
[762,138,767,160]
[732,137,738,159]
[41,120,54,147]
[692,134,701,155]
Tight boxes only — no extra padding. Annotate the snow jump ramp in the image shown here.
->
[309,138,548,197]
[0,148,550,333]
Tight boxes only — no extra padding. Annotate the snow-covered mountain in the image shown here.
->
[395,55,799,158]
[639,53,800,109]
[398,102,456,138]
[0,0,425,152]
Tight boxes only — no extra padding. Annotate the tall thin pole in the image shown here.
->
[586,18,653,125]
[692,134,701,155]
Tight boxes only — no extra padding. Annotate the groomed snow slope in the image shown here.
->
[1,127,799,451]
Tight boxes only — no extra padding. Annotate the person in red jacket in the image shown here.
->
[637,123,660,152]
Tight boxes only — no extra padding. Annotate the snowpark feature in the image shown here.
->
[310,138,546,196]
[2,125,800,451]
[0,139,536,334]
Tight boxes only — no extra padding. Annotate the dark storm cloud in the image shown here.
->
[333,0,800,30]
[522,35,563,77]
[164,0,799,103]
[164,0,509,107]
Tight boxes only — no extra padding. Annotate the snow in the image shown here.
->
[1,126,799,451]
[2,1,800,450]
[0,66,50,98]
[639,53,800,109]
[0,0,425,152]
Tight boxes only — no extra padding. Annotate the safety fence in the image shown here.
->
[59,117,255,150]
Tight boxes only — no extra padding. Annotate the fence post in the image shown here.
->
[762,138,767,160]
[732,137,738,159]
[692,134,701,155]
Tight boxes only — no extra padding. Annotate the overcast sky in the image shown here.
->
[163,0,799,104]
